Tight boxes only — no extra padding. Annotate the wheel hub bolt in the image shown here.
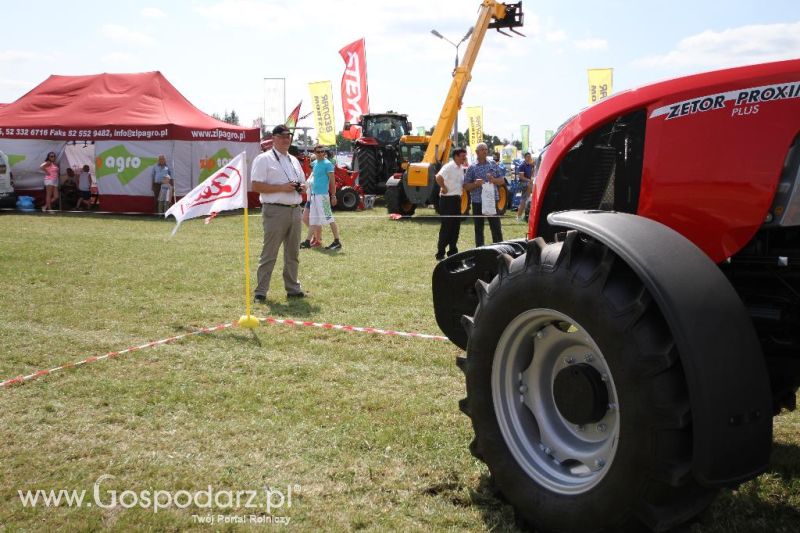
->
[601,374,608,382]
[595,459,606,468]
[565,356,576,365]
[608,403,617,411]
[535,330,545,339]
[597,423,607,432]
[519,385,528,394]
[576,424,585,431]
[584,353,594,362]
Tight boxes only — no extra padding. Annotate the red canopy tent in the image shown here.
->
[0,72,260,212]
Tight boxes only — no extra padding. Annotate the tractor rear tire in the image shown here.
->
[385,186,416,217]
[496,184,508,215]
[336,187,359,211]
[459,232,716,533]
[355,148,379,195]
[460,191,471,215]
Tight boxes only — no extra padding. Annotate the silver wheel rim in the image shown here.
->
[492,308,619,495]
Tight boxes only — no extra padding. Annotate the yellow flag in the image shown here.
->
[308,81,336,145]
[466,106,483,150]
[588,68,613,104]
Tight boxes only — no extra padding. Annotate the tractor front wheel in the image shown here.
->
[459,233,716,532]
[336,187,359,211]
[385,186,416,217]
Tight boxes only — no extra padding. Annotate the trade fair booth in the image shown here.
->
[0,71,260,212]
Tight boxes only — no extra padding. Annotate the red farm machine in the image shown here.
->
[432,35,800,533]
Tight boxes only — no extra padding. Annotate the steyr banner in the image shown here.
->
[588,68,613,104]
[466,106,483,150]
[309,81,337,146]
[339,38,370,140]
[521,124,530,153]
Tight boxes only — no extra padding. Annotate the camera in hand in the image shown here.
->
[290,181,302,192]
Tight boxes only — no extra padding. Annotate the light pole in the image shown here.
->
[431,26,473,146]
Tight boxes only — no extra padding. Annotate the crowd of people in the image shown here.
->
[38,152,99,213]
[33,132,534,304]
[247,130,535,303]
[435,142,533,260]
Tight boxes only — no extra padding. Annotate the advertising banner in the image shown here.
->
[521,124,530,153]
[339,38,370,133]
[0,139,66,189]
[0,138,258,198]
[545,129,555,144]
[187,141,260,192]
[466,106,483,151]
[309,81,337,146]
[94,141,172,196]
[588,68,613,104]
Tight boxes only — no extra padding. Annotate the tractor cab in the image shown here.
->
[357,113,411,146]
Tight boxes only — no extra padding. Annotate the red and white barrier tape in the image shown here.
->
[258,316,448,340]
[0,322,236,389]
[1,317,447,389]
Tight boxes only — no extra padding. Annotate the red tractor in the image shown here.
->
[433,58,800,532]
[349,112,412,195]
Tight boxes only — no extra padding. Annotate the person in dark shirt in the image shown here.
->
[516,152,535,220]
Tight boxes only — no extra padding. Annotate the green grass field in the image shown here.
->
[1,209,798,532]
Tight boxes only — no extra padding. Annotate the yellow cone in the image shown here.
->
[238,315,260,329]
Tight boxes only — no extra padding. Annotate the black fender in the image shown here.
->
[433,240,528,350]
[548,210,772,487]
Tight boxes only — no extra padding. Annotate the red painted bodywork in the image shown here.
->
[530,59,800,263]
[356,137,379,147]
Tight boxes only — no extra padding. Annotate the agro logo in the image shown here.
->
[95,145,158,185]
[198,148,233,182]
[8,154,26,167]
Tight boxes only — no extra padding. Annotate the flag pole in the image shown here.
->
[238,150,259,329]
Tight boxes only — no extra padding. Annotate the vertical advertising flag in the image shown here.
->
[520,125,530,153]
[417,126,426,136]
[544,129,555,144]
[588,68,613,104]
[285,101,302,129]
[466,106,484,151]
[263,78,286,129]
[339,38,370,140]
[308,81,337,146]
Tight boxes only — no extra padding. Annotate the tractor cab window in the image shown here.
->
[401,144,426,164]
[363,116,408,144]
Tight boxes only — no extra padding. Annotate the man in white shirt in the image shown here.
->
[250,125,308,301]
[435,147,467,260]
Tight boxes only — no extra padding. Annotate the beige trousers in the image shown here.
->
[255,204,303,297]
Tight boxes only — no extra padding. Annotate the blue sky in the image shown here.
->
[1,1,798,149]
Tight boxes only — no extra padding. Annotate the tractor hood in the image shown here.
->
[531,58,800,261]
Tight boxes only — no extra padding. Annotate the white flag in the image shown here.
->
[166,151,247,234]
